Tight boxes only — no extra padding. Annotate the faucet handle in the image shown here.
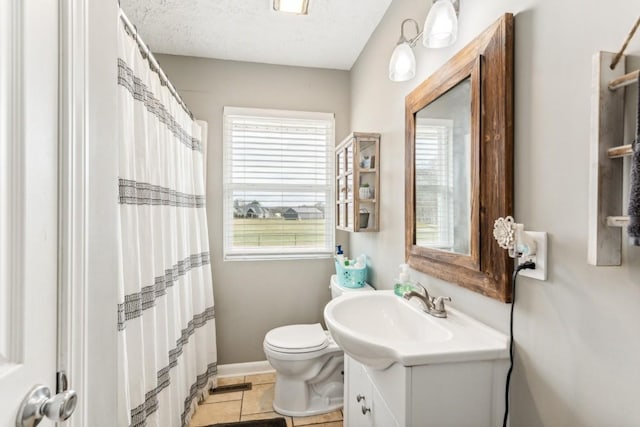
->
[433,296,451,311]
[413,282,428,297]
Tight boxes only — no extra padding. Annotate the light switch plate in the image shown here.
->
[518,231,548,281]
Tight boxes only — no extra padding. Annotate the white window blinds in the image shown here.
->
[223,107,335,260]
[415,119,454,250]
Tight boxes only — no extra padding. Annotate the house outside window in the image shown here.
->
[223,107,335,260]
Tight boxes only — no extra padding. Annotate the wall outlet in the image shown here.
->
[518,231,548,281]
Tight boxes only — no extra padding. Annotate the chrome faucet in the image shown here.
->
[402,282,451,318]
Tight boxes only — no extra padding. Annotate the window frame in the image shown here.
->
[415,118,455,251]
[222,106,336,261]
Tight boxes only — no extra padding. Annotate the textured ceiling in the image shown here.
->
[120,0,393,70]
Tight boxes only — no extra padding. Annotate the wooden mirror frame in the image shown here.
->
[405,14,514,302]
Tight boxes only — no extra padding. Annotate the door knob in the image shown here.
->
[16,384,77,427]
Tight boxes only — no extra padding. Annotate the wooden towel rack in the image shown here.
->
[588,17,640,266]
[588,52,639,266]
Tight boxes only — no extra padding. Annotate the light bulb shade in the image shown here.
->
[273,0,309,14]
[388,43,416,82]
[422,0,458,48]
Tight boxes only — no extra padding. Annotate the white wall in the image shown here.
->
[155,55,351,364]
[85,0,119,424]
[349,0,640,425]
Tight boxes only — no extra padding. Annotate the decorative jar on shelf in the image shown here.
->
[359,185,373,200]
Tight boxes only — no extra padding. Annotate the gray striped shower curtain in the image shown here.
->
[116,15,218,427]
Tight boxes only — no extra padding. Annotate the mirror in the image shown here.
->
[415,78,471,254]
[405,14,514,302]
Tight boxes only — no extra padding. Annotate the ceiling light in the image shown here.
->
[388,0,460,82]
[273,0,309,15]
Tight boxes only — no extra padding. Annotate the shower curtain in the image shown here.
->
[116,15,217,427]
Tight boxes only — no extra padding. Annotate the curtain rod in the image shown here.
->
[118,9,195,120]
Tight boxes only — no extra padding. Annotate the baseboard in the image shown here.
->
[217,360,274,378]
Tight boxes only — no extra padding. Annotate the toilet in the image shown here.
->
[263,275,374,417]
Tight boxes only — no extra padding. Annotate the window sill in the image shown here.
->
[224,252,334,262]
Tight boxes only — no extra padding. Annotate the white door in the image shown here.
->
[0,0,67,425]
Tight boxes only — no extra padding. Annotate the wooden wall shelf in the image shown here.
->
[335,132,380,232]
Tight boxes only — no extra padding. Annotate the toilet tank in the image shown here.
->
[330,275,374,299]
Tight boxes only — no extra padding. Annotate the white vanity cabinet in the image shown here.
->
[344,354,508,427]
[344,356,398,427]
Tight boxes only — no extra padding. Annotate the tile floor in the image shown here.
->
[189,372,343,427]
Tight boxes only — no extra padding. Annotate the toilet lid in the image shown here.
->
[265,324,328,352]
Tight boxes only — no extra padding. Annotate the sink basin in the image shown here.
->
[323,291,508,370]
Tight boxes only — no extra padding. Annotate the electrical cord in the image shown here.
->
[503,260,536,427]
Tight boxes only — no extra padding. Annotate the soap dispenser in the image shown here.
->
[335,245,345,265]
[394,264,414,296]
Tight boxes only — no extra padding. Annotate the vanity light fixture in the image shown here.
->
[423,0,459,48]
[389,19,421,82]
[273,0,309,15]
[388,0,460,82]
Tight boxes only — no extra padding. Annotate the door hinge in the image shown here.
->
[57,370,69,393]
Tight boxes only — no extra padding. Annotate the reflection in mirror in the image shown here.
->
[415,78,471,255]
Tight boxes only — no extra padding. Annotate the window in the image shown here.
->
[223,107,335,260]
[415,118,455,250]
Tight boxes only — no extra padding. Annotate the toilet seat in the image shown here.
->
[264,324,328,354]
[264,324,340,362]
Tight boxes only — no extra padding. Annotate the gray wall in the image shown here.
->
[155,55,351,364]
[349,0,640,426]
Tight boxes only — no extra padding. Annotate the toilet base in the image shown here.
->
[271,363,344,417]
[273,398,343,417]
